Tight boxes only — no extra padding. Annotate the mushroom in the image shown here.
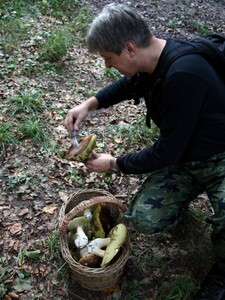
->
[83,208,92,222]
[78,253,102,268]
[68,216,89,248]
[65,134,97,162]
[80,237,111,258]
[92,204,105,238]
[101,223,127,268]
[74,225,89,248]
[79,224,127,268]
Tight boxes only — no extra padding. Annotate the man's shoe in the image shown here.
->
[193,264,225,300]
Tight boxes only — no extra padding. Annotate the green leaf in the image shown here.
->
[24,250,41,260]
[13,277,32,292]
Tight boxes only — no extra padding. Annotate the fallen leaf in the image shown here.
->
[10,223,22,235]
[18,208,29,216]
[42,204,58,214]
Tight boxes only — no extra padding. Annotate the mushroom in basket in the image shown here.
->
[78,223,127,268]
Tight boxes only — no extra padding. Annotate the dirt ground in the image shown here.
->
[1,0,225,299]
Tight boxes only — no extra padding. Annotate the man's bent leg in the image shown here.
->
[125,164,202,235]
[188,151,225,299]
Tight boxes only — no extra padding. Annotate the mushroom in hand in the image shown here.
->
[65,134,97,162]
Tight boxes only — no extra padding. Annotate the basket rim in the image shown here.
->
[59,193,127,234]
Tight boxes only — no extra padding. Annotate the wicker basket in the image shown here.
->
[59,189,131,291]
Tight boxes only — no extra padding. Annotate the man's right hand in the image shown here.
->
[64,96,99,132]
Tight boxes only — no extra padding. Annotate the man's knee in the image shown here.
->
[125,203,185,235]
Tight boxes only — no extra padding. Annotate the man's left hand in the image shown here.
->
[85,152,113,173]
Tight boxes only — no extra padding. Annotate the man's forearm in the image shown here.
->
[85,96,99,111]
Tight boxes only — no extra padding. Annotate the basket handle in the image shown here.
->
[60,195,126,234]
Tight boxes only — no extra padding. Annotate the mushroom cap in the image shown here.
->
[68,216,89,233]
[78,254,102,268]
[65,134,96,162]
[101,223,127,268]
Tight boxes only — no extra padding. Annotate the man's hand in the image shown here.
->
[65,96,99,132]
[85,152,118,174]
[65,104,88,132]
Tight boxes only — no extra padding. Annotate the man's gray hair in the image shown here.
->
[86,3,152,54]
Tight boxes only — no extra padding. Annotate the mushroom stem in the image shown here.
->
[74,225,89,248]
[84,208,92,221]
[89,245,105,257]
[80,237,111,257]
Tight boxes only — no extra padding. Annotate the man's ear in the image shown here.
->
[125,41,136,58]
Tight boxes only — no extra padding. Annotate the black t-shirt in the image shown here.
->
[95,39,225,174]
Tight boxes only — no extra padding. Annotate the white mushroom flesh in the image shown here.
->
[74,225,88,248]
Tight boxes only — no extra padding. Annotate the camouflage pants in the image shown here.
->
[125,151,225,270]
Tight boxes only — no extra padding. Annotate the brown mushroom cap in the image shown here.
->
[65,134,96,161]
[78,253,102,268]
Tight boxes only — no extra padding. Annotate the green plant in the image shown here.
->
[39,27,74,62]
[0,256,8,299]
[0,256,12,300]
[0,122,15,145]
[37,0,79,20]
[18,116,50,146]
[13,272,33,293]
[4,90,44,115]
[18,249,41,266]
[158,275,198,300]
[192,20,212,36]
[72,7,93,44]
[110,114,159,153]
[21,59,42,77]
[0,15,28,54]
[6,173,32,190]
[105,67,122,80]
[67,168,84,187]
[47,231,61,258]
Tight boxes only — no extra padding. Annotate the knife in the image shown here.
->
[71,130,79,148]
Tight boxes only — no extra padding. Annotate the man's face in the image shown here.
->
[99,47,137,77]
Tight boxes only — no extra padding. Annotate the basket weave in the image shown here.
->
[59,189,131,291]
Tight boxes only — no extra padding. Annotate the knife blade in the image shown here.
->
[71,130,79,148]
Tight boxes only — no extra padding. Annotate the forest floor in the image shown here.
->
[0,0,225,299]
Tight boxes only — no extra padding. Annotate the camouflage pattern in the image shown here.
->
[125,151,225,270]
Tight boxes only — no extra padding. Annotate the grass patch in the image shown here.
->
[0,15,28,54]
[4,90,44,116]
[158,275,198,300]
[0,0,80,20]
[110,114,159,153]
[18,116,50,146]
[71,7,93,44]
[38,27,74,62]
[192,20,212,36]
[0,122,16,162]
[0,122,15,146]
[0,1,92,60]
